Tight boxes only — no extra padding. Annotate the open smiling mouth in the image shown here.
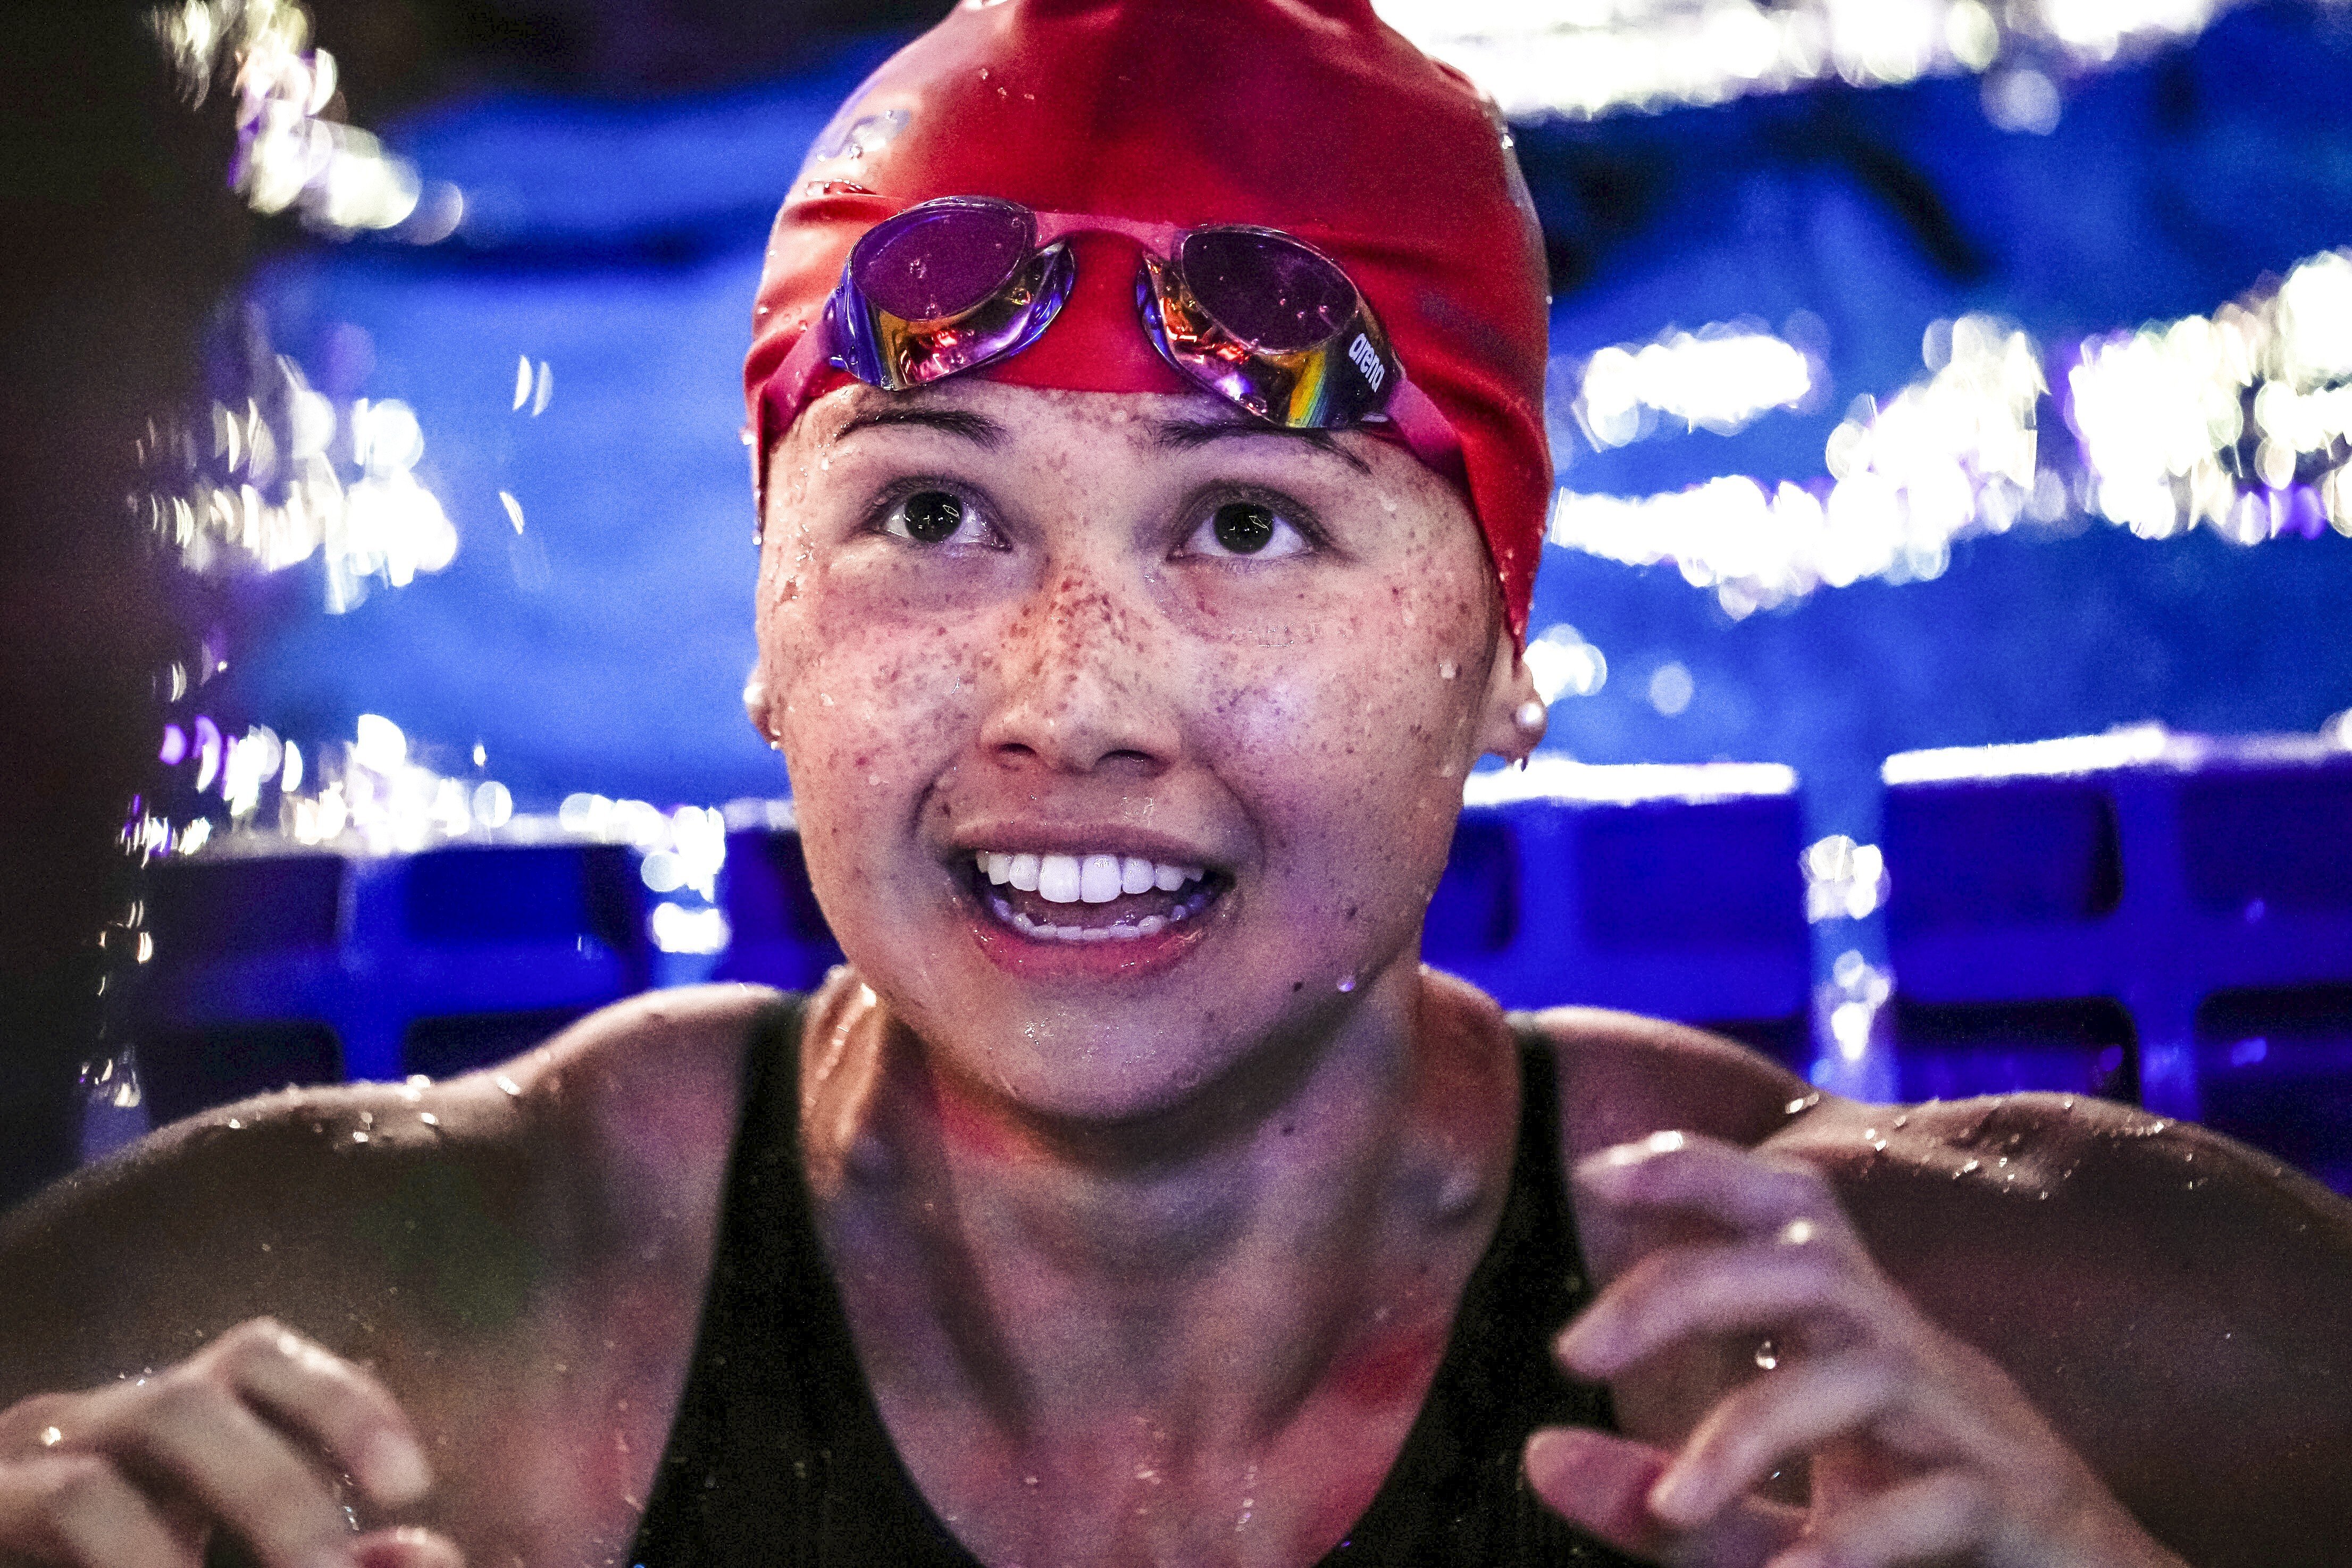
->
[968,852,1227,944]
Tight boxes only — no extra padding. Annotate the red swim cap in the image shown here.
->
[746,0,1552,638]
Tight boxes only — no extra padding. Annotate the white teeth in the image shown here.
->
[1080,854,1123,903]
[1037,854,1084,904]
[991,891,1200,945]
[977,849,1207,905]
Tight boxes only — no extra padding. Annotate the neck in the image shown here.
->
[804,963,1513,1446]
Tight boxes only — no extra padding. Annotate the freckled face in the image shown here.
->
[750,380,1535,1122]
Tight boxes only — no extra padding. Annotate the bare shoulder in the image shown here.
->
[491,980,789,1245]
[0,982,788,1400]
[1522,1004,1812,1161]
[1769,1088,2352,1340]
[1777,1092,2352,1563]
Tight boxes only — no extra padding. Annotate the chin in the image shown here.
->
[894,979,1258,1124]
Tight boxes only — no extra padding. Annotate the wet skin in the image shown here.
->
[0,383,2348,1566]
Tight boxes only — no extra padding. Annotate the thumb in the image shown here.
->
[1525,1427,1803,1568]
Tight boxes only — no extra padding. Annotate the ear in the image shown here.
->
[1473,620,1544,764]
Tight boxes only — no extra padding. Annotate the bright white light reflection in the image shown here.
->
[1466,754,1796,808]
[1820,949,1893,1066]
[2070,248,2352,542]
[353,714,407,773]
[1374,0,2240,120]
[1551,315,2044,614]
[149,358,461,609]
[1572,326,1811,448]
[1523,623,1608,701]
[156,4,438,235]
[651,904,732,955]
[1804,835,1889,921]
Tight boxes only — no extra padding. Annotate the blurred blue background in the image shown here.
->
[212,4,2352,848]
[57,0,2350,1196]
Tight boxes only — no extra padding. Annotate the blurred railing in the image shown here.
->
[92,735,2352,1191]
[1882,726,2352,1188]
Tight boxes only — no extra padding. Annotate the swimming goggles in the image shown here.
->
[758,195,1460,472]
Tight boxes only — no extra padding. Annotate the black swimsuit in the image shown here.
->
[629,996,1642,1566]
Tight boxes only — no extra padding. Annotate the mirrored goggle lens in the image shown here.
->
[1177,227,1359,354]
[850,197,1036,322]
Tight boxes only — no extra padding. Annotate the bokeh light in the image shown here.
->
[1377,0,2242,119]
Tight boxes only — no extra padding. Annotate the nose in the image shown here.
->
[978,567,1176,779]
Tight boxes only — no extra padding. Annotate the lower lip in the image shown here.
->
[959,875,1223,981]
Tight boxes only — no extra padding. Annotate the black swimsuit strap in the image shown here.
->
[630,999,1642,1567]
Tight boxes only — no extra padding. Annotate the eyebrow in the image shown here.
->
[1152,417,1373,476]
[828,405,1008,449]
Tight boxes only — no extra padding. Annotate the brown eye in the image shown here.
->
[901,490,964,543]
[1211,501,1276,554]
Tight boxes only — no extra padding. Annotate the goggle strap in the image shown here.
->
[1380,379,1470,490]
[752,308,853,526]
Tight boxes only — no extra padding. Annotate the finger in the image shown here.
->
[1559,1237,1878,1377]
[0,1452,200,1568]
[352,1527,465,1568]
[1766,1470,1990,1568]
[1648,1352,1905,1529]
[208,1321,431,1507]
[74,1378,357,1568]
[1525,1427,1804,1568]
[1577,1133,1846,1240]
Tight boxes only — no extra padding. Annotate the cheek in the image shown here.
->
[1192,565,1492,912]
[761,567,992,830]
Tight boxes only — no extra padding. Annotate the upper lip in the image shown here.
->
[944,820,1232,873]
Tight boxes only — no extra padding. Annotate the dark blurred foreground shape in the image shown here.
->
[0,3,239,1211]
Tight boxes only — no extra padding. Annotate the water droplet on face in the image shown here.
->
[1753,1338,1779,1370]
[1337,974,1356,993]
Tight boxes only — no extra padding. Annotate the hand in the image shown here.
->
[0,1317,461,1568]
[1524,1131,2187,1568]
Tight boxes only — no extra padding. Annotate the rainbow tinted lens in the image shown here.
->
[831,197,1075,390]
[821,198,1402,426]
[1139,228,1397,428]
